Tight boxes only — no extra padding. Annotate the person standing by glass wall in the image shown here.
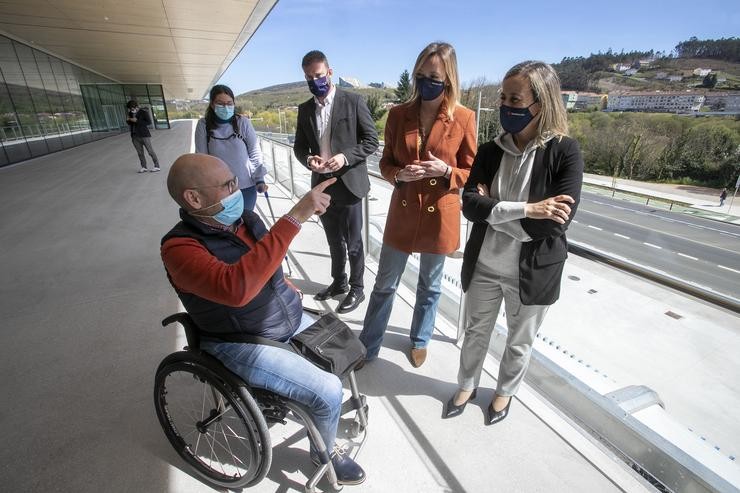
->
[126,99,160,173]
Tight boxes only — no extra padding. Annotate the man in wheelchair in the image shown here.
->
[160,153,366,485]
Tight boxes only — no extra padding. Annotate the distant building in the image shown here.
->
[338,76,364,88]
[574,92,606,110]
[655,72,669,80]
[624,68,638,76]
[561,91,577,110]
[607,91,705,113]
[561,91,605,111]
[693,68,712,77]
[703,93,740,113]
[667,75,683,82]
[613,63,631,72]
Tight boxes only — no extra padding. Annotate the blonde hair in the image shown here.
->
[504,61,569,146]
[408,42,460,119]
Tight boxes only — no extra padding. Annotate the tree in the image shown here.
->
[702,73,718,88]
[395,70,411,102]
[365,93,387,122]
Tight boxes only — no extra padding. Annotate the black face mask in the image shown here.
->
[499,102,537,134]
[416,77,445,101]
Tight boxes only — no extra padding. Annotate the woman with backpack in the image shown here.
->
[195,85,268,211]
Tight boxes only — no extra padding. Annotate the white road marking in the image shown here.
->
[644,242,662,249]
[614,233,630,239]
[677,253,698,261]
[587,225,603,231]
[717,265,740,274]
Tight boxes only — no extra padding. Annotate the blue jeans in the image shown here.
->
[241,186,257,212]
[201,314,343,453]
[359,243,446,360]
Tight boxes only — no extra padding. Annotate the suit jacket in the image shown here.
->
[293,88,379,203]
[380,102,477,254]
[460,136,584,305]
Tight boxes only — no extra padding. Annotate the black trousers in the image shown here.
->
[318,200,364,290]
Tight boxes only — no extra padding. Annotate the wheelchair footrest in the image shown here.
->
[340,394,366,416]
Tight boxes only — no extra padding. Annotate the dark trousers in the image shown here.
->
[131,136,159,168]
[319,200,364,291]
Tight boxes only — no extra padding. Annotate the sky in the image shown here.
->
[217,0,740,95]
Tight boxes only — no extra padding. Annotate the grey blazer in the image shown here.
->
[293,88,379,200]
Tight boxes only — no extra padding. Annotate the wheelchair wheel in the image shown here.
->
[154,351,271,488]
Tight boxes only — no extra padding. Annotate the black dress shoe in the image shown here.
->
[442,388,477,419]
[336,289,365,314]
[314,282,349,301]
[311,449,366,485]
[485,396,512,425]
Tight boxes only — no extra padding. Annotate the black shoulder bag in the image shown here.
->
[200,312,366,379]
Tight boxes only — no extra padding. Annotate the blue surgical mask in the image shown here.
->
[307,76,331,98]
[192,189,244,226]
[214,104,234,121]
[499,102,537,134]
[416,77,445,101]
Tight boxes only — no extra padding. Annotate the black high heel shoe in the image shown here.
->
[442,389,477,419]
[485,396,512,425]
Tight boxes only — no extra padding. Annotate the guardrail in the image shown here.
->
[257,133,740,493]
[584,181,693,211]
[1,122,92,142]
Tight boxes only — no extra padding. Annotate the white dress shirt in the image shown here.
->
[314,86,336,162]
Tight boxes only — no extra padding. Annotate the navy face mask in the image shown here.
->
[307,75,331,98]
[416,77,445,101]
[499,102,537,134]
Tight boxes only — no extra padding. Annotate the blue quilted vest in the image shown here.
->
[161,209,302,342]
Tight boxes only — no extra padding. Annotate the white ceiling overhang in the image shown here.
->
[0,0,277,99]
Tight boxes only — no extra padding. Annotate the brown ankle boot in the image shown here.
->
[410,347,427,368]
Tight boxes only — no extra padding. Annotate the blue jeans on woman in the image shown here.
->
[201,314,343,454]
[359,243,446,360]
[241,186,257,212]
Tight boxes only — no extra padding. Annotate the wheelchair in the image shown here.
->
[154,312,369,492]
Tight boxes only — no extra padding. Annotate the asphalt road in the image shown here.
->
[570,191,740,301]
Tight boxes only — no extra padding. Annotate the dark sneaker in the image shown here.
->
[314,282,349,301]
[311,447,366,485]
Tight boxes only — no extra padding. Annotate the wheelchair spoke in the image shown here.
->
[155,358,270,487]
[216,421,249,472]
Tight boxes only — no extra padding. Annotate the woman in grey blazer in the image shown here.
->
[443,61,584,425]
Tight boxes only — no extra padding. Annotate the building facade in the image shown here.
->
[607,91,705,113]
[0,34,168,167]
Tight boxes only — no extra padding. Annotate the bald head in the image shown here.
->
[167,153,231,209]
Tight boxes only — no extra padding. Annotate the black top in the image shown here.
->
[460,136,584,305]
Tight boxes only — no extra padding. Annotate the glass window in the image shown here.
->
[48,56,76,149]
[0,35,31,163]
[61,61,92,145]
[10,40,49,156]
[34,50,73,150]
[147,84,170,129]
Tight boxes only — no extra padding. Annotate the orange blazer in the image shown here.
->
[379,101,477,254]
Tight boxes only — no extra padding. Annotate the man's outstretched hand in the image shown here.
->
[287,178,336,222]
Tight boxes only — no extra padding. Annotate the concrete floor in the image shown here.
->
[0,122,665,492]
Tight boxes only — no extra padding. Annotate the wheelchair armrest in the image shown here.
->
[162,312,201,349]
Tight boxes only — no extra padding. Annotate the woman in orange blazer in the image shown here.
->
[359,41,476,368]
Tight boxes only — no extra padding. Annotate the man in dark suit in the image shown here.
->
[294,50,379,313]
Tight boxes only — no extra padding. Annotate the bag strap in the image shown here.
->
[200,330,296,353]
